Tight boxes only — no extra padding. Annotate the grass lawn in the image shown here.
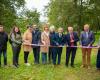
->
[0,35,100,80]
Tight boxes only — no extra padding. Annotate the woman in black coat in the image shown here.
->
[49,26,58,65]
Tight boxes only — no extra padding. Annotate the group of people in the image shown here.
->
[0,24,100,70]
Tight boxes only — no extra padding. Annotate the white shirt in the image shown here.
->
[86,32,88,38]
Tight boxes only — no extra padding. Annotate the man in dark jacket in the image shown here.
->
[56,27,65,65]
[65,26,79,67]
[32,25,41,64]
[0,25,8,67]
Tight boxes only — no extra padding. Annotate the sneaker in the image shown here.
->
[97,68,100,71]
[25,63,31,66]
[80,65,85,68]
[87,66,91,69]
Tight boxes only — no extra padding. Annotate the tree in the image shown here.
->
[46,0,100,32]
[16,8,40,32]
[0,0,25,32]
[24,9,40,25]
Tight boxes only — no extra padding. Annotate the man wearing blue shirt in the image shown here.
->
[80,24,95,69]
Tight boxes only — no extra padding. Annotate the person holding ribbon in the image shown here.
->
[32,25,41,64]
[56,27,65,65]
[49,25,59,66]
[48,26,56,64]
[96,38,100,70]
[10,26,22,68]
[65,26,79,67]
[80,24,95,69]
[41,24,50,64]
[23,25,33,66]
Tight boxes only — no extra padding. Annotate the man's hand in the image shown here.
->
[98,46,100,49]
[70,40,74,42]
[88,44,91,47]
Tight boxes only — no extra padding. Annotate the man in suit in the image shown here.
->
[65,26,79,67]
[32,25,41,64]
[80,24,95,69]
[56,27,65,65]
[0,25,8,67]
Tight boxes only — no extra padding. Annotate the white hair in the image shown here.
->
[58,27,63,31]
[33,25,37,27]
[49,25,55,31]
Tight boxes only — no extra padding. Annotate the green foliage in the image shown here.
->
[16,9,40,32]
[0,0,25,32]
[0,40,100,80]
[0,0,40,32]
[46,0,100,32]
[23,9,40,25]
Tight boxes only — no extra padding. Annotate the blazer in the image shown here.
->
[32,28,41,47]
[56,33,65,46]
[41,31,50,53]
[49,32,58,46]
[23,30,32,52]
[65,32,79,46]
[0,32,8,50]
[80,31,95,46]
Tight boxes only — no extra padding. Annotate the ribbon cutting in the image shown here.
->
[1,0,100,79]
[1,24,100,70]
[23,43,99,49]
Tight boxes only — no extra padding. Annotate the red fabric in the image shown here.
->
[70,33,74,46]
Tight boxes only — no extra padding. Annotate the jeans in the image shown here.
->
[0,49,7,66]
[12,46,21,66]
[33,47,40,64]
[42,52,47,64]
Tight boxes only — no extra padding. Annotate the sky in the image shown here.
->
[25,0,50,22]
